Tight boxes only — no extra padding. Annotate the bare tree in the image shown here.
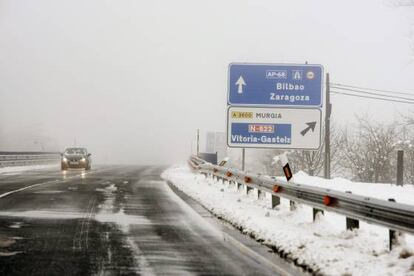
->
[228,148,284,175]
[288,124,344,176]
[288,149,323,176]
[253,149,284,176]
[340,117,398,183]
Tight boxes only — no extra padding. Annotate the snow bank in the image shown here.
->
[287,172,414,205]
[0,164,58,175]
[163,165,414,276]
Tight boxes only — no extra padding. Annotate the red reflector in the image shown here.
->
[244,176,252,183]
[273,185,280,193]
[226,171,233,177]
[323,196,332,206]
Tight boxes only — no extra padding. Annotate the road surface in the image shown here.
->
[0,165,304,275]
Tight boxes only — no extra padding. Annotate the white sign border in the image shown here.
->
[226,106,323,150]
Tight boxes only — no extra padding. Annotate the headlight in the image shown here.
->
[80,157,86,162]
[62,157,68,162]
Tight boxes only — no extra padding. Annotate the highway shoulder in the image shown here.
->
[167,181,310,276]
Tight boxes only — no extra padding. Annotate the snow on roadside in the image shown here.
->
[0,164,58,175]
[286,172,414,206]
[163,165,414,276]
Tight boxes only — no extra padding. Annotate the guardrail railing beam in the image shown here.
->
[0,152,60,168]
[189,156,414,242]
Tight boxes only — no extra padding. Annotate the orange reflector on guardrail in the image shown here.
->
[213,168,218,173]
[244,176,252,183]
[226,171,233,177]
[323,196,332,206]
[273,185,280,193]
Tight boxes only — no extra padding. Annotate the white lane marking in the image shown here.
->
[84,197,96,249]
[0,180,59,199]
[0,210,154,224]
[0,210,86,219]
[33,190,64,194]
[0,251,24,257]
[0,168,109,199]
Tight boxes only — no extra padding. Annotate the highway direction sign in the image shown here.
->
[227,106,322,149]
[228,63,323,107]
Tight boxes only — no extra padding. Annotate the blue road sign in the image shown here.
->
[230,123,292,145]
[228,63,323,107]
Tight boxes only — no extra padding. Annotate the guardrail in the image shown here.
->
[189,155,414,250]
[0,151,61,167]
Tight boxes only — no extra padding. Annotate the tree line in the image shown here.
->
[229,116,414,184]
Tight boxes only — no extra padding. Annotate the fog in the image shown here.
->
[0,0,413,165]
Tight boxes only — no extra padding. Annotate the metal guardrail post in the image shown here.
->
[271,195,280,208]
[313,208,324,221]
[345,191,359,230]
[244,185,253,195]
[253,188,260,199]
[346,216,360,231]
[389,198,401,251]
[237,182,242,191]
[290,201,297,211]
[268,192,280,209]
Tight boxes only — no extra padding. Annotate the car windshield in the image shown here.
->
[64,148,86,155]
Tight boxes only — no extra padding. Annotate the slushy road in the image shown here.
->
[0,166,303,275]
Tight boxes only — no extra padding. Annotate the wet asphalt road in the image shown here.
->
[0,166,300,275]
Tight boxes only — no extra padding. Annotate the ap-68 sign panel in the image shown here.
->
[228,63,323,107]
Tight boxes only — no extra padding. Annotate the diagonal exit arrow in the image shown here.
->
[300,121,317,136]
[235,76,246,94]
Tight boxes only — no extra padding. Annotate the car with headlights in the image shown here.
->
[61,147,91,170]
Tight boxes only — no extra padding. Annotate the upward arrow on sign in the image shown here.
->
[235,76,246,94]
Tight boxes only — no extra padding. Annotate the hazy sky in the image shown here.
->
[0,0,413,164]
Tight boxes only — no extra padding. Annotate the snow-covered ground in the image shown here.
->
[0,164,58,175]
[286,172,414,206]
[163,165,414,276]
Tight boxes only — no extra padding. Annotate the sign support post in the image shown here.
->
[241,148,245,171]
[324,73,331,179]
[197,129,200,157]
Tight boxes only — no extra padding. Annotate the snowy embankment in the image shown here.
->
[288,172,414,205]
[0,164,58,175]
[162,165,414,276]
